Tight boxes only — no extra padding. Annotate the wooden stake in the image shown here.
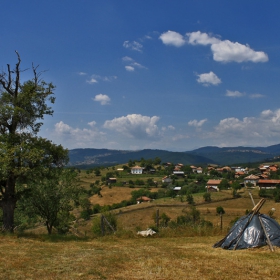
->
[258,215,274,252]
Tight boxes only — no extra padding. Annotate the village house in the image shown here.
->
[206,179,222,192]
[173,170,185,176]
[131,166,143,174]
[173,186,182,193]
[243,174,259,187]
[190,165,197,173]
[196,167,203,174]
[162,176,172,184]
[136,196,152,203]
[258,179,280,189]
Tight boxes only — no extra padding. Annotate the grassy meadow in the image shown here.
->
[2,167,280,279]
[1,234,280,280]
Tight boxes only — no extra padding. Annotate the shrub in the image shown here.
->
[92,212,117,236]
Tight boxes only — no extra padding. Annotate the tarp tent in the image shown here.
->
[213,198,280,251]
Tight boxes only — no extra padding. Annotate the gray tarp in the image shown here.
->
[213,214,280,250]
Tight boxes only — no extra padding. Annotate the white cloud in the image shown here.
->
[160,30,269,63]
[159,31,186,47]
[93,94,111,105]
[88,121,97,127]
[78,72,87,76]
[131,62,147,69]
[225,90,245,97]
[103,114,160,139]
[162,125,175,131]
[54,121,106,148]
[125,66,134,72]
[86,78,98,84]
[123,40,143,52]
[211,40,268,63]
[187,31,220,45]
[122,56,133,62]
[197,71,221,86]
[206,108,280,146]
[188,119,207,127]
[249,93,265,99]
[123,57,147,72]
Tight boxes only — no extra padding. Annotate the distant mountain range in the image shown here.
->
[68,144,280,168]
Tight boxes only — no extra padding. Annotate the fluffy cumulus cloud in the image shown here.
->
[188,119,208,127]
[211,40,268,63]
[159,31,186,47]
[103,114,161,139]
[160,30,268,63]
[93,94,111,105]
[123,40,143,52]
[187,31,220,45]
[54,121,106,148]
[196,71,221,86]
[225,90,245,97]
[207,108,280,146]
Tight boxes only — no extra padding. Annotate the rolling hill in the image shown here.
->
[68,144,280,167]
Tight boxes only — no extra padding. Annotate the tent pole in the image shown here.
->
[248,191,256,207]
[258,215,274,252]
[233,199,266,250]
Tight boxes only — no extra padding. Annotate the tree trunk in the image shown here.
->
[46,222,53,235]
[1,177,17,232]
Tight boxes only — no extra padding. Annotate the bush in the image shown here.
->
[92,212,117,236]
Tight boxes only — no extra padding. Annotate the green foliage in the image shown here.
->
[94,168,101,176]
[232,189,241,198]
[219,179,230,190]
[92,212,117,236]
[0,53,68,232]
[186,193,194,205]
[20,168,81,234]
[203,192,211,202]
[153,211,171,227]
[216,206,225,215]
[130,188,152,202]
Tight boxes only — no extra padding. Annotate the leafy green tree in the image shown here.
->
[216,206,225,215]
[94,168,101,176]
[203,192,211,202]
[216,206,225,230]
[0,53,68,231]
[153,157,161,165]
[21,168,80,234]
[219,179,230,190]
[186,193,194,205]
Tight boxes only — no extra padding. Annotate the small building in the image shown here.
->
[196,167,203,174]
[206,179,222,192]
[131,166,143,174]
[162,176,172,183]
[107,177,117,184]
[258,179,280,189]
[136,196,152,203]
[173,186,181,192]
[190,165,197,173]
[243,174,259,188]
[173,170,185,176]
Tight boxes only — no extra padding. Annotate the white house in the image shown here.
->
[131,166,143,174]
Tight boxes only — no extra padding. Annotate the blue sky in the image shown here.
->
[2,1,280,151]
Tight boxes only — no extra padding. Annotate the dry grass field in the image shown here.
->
[1,234,280,280]
[5,169,280,279]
